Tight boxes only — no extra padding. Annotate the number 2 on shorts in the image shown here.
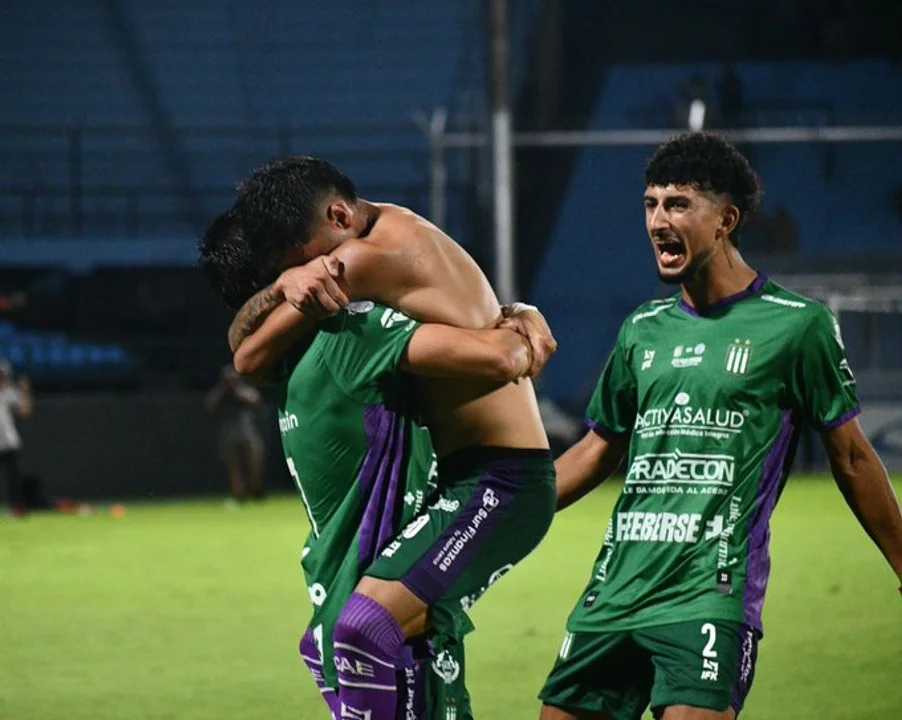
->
[701,622,718,658]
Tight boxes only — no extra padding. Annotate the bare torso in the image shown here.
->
[359,204,548,457]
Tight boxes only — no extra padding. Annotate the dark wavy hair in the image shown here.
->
[198,209,273,309]
[235,155,358,263]
[645,132,763,246]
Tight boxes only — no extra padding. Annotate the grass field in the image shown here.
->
[1,477,899,720]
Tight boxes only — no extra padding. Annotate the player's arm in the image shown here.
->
[230,243,406,380]
[555,429,629,511]
[822,419,902,589]
[228,256,347,354]
[401,324,533,382]
[794,306,902,593]
[232,302,317,383]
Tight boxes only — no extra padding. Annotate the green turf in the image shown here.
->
[1,477,899,719]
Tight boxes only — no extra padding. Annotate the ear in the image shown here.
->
[325,200,353,230]
[720,204,741,239]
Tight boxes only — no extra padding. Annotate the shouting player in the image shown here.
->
[538,132,902,720]
[208,158,560,719]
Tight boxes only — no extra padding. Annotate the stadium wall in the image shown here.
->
[9,394,289,503]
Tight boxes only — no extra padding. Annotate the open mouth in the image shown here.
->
[654,236,686,268]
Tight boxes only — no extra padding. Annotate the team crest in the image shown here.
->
[432,651,461,684]
[346,301,375,315]
[725,339,752,375]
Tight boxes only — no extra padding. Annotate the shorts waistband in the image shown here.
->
[437,446,553,478]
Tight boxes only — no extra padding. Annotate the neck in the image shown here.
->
[354,200,381,238]
[680,244,758,309]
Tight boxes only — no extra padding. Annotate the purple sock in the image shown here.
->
[300,629,339,718]
[332,593,405,720]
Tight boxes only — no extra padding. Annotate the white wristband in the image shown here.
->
[506,302,538,317]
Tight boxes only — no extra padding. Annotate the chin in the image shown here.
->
[656,266,688,285]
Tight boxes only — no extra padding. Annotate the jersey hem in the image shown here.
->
[584,418,628,440]
[818,406,861,431]
[567,609,746,635]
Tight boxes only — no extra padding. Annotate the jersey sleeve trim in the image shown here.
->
[819,406,861,432]
[585,418,629,439]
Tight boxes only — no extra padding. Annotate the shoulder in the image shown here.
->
[621,295,680,334]
[755,280,836,334]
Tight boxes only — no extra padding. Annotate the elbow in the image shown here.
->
[491,345,527,382]
[233,346,261,378]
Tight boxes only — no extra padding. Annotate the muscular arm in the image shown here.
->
[228,283,284,353]
[230,233,480,380]
[822,418,902,587]
[402,325,532,382]
[233,303,317,382]
[555,429,630,511]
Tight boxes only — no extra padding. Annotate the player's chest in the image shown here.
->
[631,324,790,410]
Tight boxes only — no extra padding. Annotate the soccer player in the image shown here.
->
[538,132,902,720]
[220,157,558,720]
[199,208,556,719]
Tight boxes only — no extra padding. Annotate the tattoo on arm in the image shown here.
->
[228,284,283,352]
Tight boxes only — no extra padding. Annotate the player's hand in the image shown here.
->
[277,257,349,319]
[498,305,557,377]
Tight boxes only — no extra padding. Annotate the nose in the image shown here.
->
[648,204,669,233]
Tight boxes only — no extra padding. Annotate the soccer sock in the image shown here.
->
[333,593,405,719]
[299,630,340,718]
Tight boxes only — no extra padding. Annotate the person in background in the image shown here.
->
[0,360,33,516]
[205,364,265,505]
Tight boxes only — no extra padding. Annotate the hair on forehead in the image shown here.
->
[645,132,763,228]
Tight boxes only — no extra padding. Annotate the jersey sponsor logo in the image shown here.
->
[615,511,703,543]
[671,343,706,368]
[430,497,461,513]
[761,293,806,309]
[700,623,720,681]
[380,308,415,331]
[717,496,742,573]
[404,490,425,510]
[278,412,299,434]
[401,514,431,539]
[641,349,656,371]
[402,666,418,720]
[431,651,461,684]
[627,450,735,487]
[434,491,504,574]
[334,656,376,678]
[346,301,375,315]
[725,339,753,375]
[595,519,615,582]
[634,396,747,442]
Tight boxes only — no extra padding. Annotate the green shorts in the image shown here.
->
[539,620,760,720]
[366,447,556,635]
[408,634,474,720]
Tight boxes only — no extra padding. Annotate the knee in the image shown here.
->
[333,593,405,654]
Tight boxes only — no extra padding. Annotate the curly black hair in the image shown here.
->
[645,132,763,246]
[235,155,358,264]
[198,209,275,309]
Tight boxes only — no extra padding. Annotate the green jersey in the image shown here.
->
[277,301,437,686]
[570,276,859,634]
